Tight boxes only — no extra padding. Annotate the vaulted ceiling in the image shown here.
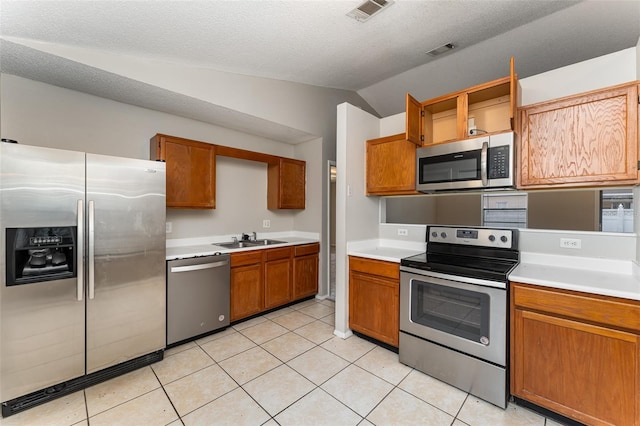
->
[1,1,639,141]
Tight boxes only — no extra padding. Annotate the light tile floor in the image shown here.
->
[1,298,569,426]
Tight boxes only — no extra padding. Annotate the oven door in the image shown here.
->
[400,269,507,366]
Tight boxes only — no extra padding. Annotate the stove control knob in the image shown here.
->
[440,232,447,239]
[488,235,496,242]
[431,231,438,238]
[500,236,508,243]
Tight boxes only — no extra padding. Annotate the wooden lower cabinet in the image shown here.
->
[230,250,264,322]
[511,282,640,426]
[348,256,399,347]
[231,243,319,322]
[293,243,319,299]
[264,247,293,309]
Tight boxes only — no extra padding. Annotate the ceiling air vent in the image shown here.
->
[347,0,395,22]
[426,43,456,57]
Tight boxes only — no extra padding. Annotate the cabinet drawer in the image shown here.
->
[512,282,640,332]
[265,246,292,261]
[295,243,320,257]
[231,250,263,267]
[348,256,399,280]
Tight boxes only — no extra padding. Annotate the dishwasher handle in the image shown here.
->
[170,260,229,273]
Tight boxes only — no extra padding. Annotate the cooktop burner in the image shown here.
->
[401,225,519,283]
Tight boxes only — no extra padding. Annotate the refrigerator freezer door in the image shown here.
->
[0,143,86,402]
[85,154,166,374]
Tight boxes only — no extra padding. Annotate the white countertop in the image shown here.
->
[166,233,319,260]
[347,239,425,263]
[509,252,640,301]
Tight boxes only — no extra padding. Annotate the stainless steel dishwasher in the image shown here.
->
[166,254,230,346]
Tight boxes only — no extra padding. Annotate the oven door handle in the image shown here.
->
[481,141,488,186]
[400,266,507,289]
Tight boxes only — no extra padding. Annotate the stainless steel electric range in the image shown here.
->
[399,225,519,408]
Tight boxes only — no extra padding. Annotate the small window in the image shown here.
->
[600,189,634,233]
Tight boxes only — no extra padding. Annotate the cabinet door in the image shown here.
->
[151,135,216,208]
[349,270,399,347]
[230,263,263,321]
[406,93,423,145]
[509,56,517,131]
[265,257,292,309]
[366,134,417,195]
[268,158,306,209]
[512,308,639,426]
[519,83,639,188]
[293,253,318,300]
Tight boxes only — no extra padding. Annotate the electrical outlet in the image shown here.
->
[397,228,408,236]
[468,117,476,136]
[560,238,581,249]
[263,219,271,228]
[165,222,172,233]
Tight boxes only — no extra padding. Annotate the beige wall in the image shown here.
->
[528,191,599,232]
[435,194,482,226]
[385,196,437,224]
[0,74,301,239]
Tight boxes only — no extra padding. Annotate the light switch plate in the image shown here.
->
[165,222,172,233]
[263,219,271,228]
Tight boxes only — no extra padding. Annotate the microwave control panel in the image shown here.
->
[488,145,510,179]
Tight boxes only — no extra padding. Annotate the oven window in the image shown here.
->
[411,279,490,343]
[419,150,481,184]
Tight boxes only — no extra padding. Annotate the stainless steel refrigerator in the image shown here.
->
[0,142,166,416]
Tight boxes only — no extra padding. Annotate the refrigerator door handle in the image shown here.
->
[77,199,84,301]
[88,200,95,300]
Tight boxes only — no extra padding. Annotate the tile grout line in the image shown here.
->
[83,390,90,426]
[149,363,183,425]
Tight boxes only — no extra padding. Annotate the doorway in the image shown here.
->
[327,161,336,300]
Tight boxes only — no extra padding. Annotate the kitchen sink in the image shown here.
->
[248,239,285,246]
[214,241,254,249]
[213,239,285,249]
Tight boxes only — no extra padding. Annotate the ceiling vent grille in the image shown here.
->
[347,0,394,22]
[426,43,456,57]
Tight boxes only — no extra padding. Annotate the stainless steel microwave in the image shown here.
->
[416,132,514,192]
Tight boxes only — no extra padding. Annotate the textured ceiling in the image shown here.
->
[0,0,594,91]
[1,1,639,143]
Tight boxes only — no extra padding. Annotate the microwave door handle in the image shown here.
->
[481,141,488,186]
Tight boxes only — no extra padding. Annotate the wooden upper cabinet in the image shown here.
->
[268,158,306,209]
[366,133,417,196]
[406,93,422,145]
[150,134,215,209]
[518,82,639,188]
[408,57,517,146]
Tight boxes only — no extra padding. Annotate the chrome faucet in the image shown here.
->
[251,231,257,241]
